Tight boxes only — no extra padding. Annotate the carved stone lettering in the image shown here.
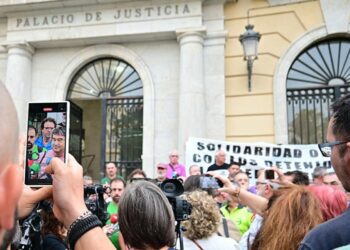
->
[86,12,93,22]
[13,3,193,29]
[51,16,58,24]
[16,18,22,27]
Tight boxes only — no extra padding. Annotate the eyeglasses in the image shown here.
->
[256,181,268,185]
[318,141,348,157]
[44,127,55,130]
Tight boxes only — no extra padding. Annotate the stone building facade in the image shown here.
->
[0,0,228,179]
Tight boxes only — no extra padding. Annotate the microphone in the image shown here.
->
[106,214,120,237]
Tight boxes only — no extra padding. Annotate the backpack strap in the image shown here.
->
[191,239,204,250]
[222,217,229,238]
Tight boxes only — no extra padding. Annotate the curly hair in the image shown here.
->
[183,190,221,240]
[251,186,323,250]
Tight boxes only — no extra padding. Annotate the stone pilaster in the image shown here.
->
[5,42,34,132]
[176,29,206,157]
[204,31,227,140]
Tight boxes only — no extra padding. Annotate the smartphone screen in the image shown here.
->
[25,102,70,186]
[265,169,275,180]
[199,176,223,189]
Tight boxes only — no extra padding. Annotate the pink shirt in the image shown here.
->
[35,150,64,179]
[166,163,186,179]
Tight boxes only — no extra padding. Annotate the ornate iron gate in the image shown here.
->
[101,97,143,178]
[287,85,350,144]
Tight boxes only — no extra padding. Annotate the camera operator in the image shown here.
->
[0,81,115,250]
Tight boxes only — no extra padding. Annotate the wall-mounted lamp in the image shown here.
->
[239,24,261,92]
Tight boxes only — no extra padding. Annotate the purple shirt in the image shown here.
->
[166,163,186,179]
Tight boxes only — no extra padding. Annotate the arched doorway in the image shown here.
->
[67,57,143,180]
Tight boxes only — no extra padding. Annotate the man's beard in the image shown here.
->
[157,172,165,178]
[112,196,120,204]
[27,141,33,150]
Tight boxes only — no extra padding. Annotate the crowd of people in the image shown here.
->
[2,81,350,250]
[27,114,66,180]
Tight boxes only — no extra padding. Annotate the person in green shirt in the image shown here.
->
[104,177,126,250]
[100,162,124,184]
[221,171,253,235]
[220,202,253,235]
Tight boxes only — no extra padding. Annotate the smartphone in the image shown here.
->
[24,101,70,186]
[199,176,224,190]
[265,169,275,180]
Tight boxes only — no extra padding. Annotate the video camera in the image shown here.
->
[159,178,192,221]
[158,178,191,250]
[84,184,109,224]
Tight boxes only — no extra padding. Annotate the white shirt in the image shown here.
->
[178,234,240,250]
[239,214,263,250]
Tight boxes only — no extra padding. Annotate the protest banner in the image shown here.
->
[185,137,332,180]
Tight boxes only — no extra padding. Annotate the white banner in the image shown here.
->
[185,137,332,180]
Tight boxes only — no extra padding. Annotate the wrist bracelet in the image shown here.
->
[67,212,102,250]
[67,210,92,237]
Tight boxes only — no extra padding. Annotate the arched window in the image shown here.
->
[287,39,350,144]
[68,58,143,99]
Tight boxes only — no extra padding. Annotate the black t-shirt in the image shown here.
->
[299,207,350,250]
[207,163,230,172]
[42,234,67,250]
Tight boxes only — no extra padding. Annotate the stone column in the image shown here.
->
[204,31,227,140]
[176,29,206,157]
[5,42,34,133]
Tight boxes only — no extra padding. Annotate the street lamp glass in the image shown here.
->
[239,24,261,60]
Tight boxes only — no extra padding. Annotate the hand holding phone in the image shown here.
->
[25,102,70,186]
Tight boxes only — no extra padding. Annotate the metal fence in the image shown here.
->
[287,85,350,144]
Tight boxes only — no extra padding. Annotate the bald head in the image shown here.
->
[0,82,19,173]
[215,150,226,165]
[169,149,179,165]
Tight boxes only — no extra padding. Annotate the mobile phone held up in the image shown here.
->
[25,102,70,187]
[265,169,275,180]
[199,176,224,190]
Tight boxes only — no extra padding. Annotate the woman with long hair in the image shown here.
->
[251,186,323,250]
[41,209,68,250]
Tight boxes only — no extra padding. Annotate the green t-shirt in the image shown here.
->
[220,204,253,235]
[100,175,124,185]
[106,202,120,250]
